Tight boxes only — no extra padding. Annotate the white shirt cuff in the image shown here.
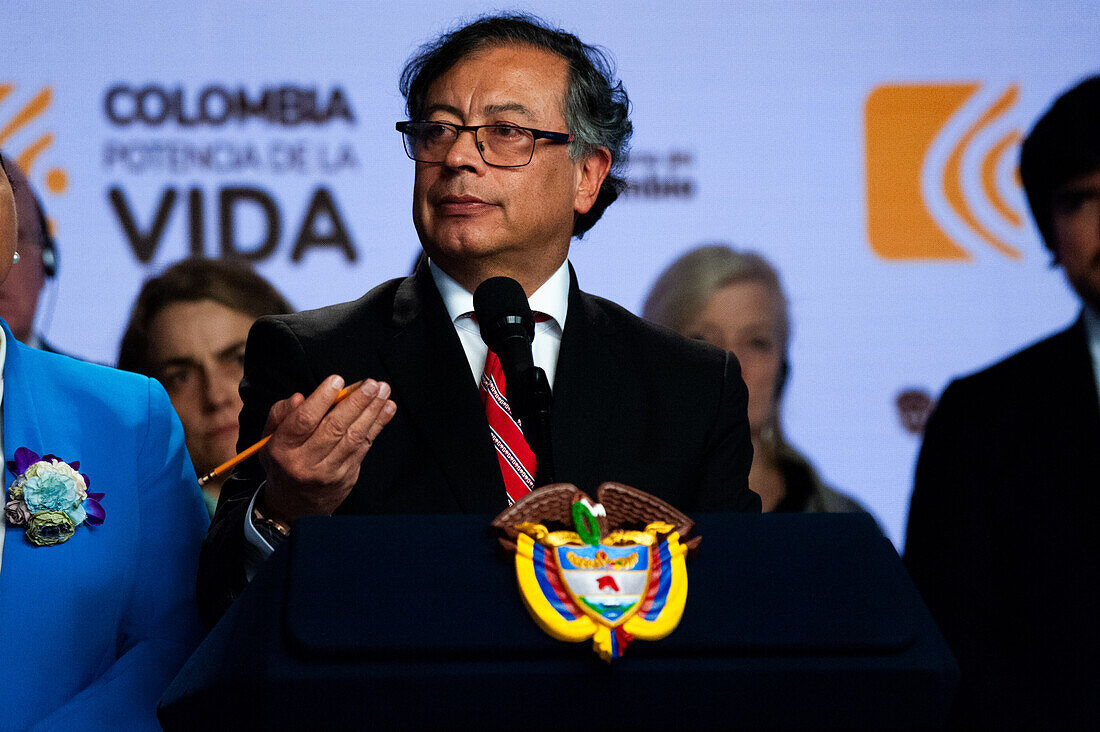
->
[242,483,275,580]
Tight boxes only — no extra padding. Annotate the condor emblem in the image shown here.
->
[492,482,699,661]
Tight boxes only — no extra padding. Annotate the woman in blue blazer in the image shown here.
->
[0,154,209,730]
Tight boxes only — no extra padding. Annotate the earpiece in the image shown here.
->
[775,358,790,399]
[34,195,58,279]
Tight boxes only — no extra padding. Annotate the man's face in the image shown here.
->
[411,44,608,293]
[146,299,254,477]
[0,162,46,342]
[1052,167,1100,312]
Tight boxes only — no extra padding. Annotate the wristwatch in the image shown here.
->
[252,492,291,547]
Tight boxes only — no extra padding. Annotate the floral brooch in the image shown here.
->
[5,447,105,546]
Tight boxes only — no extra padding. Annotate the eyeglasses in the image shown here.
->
[396,121,573,168]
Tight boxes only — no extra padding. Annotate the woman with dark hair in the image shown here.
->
[645,244,865,513]
[118,258,292,515]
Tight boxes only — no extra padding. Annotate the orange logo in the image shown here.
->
[865,83,1027,261]
[0,83,69,232]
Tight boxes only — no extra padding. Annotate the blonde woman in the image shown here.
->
[644,244,864,513]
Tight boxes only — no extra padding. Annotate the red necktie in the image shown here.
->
[480,349,538,505]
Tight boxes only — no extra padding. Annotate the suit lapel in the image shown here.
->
[549,270,620,489]
[1,328,48,583]
[378,264,506,512]
[2,328,45,464]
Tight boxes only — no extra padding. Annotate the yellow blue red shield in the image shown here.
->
[513,522,689,661]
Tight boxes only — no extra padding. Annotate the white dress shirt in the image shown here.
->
[244,259,572,563]
[1083,304,1100,400]
[430,257,570,388]
[0,328,9,574]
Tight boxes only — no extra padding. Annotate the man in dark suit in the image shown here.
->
[198,14,758,626]
[904,75,1100,728]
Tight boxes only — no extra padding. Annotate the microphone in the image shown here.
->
[473,276,536,392]
[473,275,556,485]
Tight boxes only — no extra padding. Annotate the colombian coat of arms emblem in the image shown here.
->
[492,482,700,661]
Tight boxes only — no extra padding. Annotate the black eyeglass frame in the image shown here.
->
[396,121,574,168]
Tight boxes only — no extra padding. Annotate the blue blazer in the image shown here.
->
[0,320,209,731]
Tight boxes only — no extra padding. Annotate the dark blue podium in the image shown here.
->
[160,513,957,729]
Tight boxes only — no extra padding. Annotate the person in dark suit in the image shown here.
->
[904,75,1100,729]
[197,14,758,626]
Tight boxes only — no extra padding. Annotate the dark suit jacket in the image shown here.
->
[904,316,1100,729]
[198,261,758,625]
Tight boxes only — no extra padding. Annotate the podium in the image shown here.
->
[160,513,957,729]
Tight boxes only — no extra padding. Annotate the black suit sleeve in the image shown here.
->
[196,316,319,628]
[904,380,1001,725]
[698,350,760,512]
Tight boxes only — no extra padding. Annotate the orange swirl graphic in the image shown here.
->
[0,86,52,146]
[943,84,1022,259]
[1,83,68,234]
[16,132,54,174]
[866,83,977,260]
[981,129,1023,229]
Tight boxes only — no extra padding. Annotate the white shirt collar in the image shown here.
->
[427,258,571,386]
[0,324,7,429]
[0,326,7,574]
[428,258,571,330]
[0,324,7,387]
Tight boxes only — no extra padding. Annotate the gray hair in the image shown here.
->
[642,244,790,350]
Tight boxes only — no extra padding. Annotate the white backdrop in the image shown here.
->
[5,0,1099,547]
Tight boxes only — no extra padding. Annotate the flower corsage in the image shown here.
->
[5,447,105,546]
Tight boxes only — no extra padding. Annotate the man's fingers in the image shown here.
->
[323,386,397,466]
[281,375,349,439]
[260,379,395,521]
[263,392,305,436]
[267,376,393,485]
[309,378,384,443]
[358,398,397,452]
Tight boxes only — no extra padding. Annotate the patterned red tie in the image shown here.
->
[480,349,538,505]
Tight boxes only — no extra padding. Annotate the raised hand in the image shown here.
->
[258,375,396,524]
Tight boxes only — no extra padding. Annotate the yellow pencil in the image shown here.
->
[197,380,365,486]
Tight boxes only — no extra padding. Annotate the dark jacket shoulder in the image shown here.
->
[260,276,406,343]
[578,290,731,372]
[944,319,1084,403]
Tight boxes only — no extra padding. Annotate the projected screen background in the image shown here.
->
[6,0,1100,546]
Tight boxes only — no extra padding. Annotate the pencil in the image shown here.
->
[197,380,365,486]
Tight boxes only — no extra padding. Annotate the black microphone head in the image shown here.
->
[473,276,535,346]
